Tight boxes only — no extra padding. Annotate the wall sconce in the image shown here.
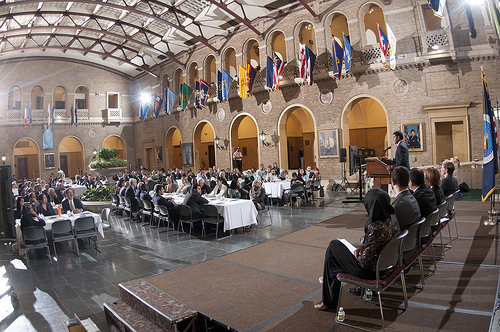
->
[92,149,98,159]
[214,136,228,150]
[1,154,6,165]
[259,131,272,147]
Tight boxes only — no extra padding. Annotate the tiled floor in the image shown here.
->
[0,192,355,332]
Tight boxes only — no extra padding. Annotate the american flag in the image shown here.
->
[273,53,285,90]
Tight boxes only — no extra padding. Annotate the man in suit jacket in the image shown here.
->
[390,131,410,170]
[409,168,437,219]
[198,178,212,195]
[61,188,85,214]
[125,178,138,215]
[391,166,420,230]
[183,184,209,220]
[441,161,459,197]
[152,184,179,223]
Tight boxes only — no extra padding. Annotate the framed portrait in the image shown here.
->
[401,123,423,151]
[44,153,55,169]
[182,143,193,167]
[155,146,163,163]
[318,129,339,158]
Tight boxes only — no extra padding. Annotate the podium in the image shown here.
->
[365,157,392,188]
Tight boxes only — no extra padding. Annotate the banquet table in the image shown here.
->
[263,181,291,198]
[70,184,87,196]
[163,194,257,231]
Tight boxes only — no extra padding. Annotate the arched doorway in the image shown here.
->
[278,106,316,170]
[13,138,40,179]
[59,137,84,178]
[341,96,389,162]
[230,115,258,170]
[103,135,127,159]
[193,122,215,170]
[165,127,182,169]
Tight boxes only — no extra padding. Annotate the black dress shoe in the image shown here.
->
[348,286,362,296]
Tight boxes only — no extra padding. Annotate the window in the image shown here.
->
[204,55,217,84]
[75,86,88,109]
[222,47,237,77]
[53,86,66,109]
[31,85,44,109]
[244,40,260,69]
[107,92,119,109]
[8,86,22,110]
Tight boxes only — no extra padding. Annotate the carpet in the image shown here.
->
[318,213,367,229]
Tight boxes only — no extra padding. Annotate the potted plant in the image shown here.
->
[89,148,127,186]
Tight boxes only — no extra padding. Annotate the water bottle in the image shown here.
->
[337,307,345,322]
[363,289,373,301]
[57,205,61,216]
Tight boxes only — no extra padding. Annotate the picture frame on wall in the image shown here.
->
[182,143,193,167]
[155,146,163,163]
[318,129,339,158]
[401,123,423,151]
[44,153,55,169]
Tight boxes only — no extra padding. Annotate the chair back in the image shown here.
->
[23,226,46,242]
[204,204,219,218]
[228,188,237,198]
[418,213,432,240]
[376,230,408,273]
[179,204,192,221]
[447,190,458,212]
[313,179,321,189]
[74,216,96,232]
[111,195,118,205]
[124,196,132,207]
[402,218,424,253]
[427,208,440,229]
[437,201,447,219]
[137,198,144,209]
[143,199,153,211]
[158,204,169,216]
[290,183,305,193]
[100,208,111,222]
[119,195,126,206]
[52,219,73,235]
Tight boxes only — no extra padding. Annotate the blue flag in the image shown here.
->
[332,39,344,80]
[428,0,444,18]
[343,34,353,76]
[200,79,210,109]
[51,104,55,126]
[70,105,74,125]
[266,56,274,90]
[247,62,257,95]
[304,45,316,85]
[153,94,163,118]
[139,101,149,121]
[222,69,233,101]
[74,105,78,126]
[217,70,222,102]
[165,88,177,115]
[481,70,499,202]
[195,81,202,109]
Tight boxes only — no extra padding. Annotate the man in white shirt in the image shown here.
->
[233,147,243,172]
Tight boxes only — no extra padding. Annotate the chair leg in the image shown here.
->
[418,254,425,289]
[400,273,408,309]
[447,223,453,248]
[53,242,57,258]
[377,291,386,332]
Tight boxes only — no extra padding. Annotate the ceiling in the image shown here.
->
[0,0,312,77]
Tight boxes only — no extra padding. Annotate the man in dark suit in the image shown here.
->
[391,166,420,230]
[409,168,437,219]
[389,131,410,170]
[440,161,459,197]
[198,178,212,195]
[125,178,138,218]
[183,184,209,220]
[61,188,85,214]
[152,184,179,224]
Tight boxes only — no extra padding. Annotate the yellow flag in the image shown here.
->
[239,65,248,100]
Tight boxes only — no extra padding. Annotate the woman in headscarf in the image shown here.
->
[249,179,266,211]
[314,188,401,310]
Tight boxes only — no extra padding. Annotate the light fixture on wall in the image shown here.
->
[92,149,98,159]
[1,154,5,165]
[259,131,272,147]
[214,136,228,150]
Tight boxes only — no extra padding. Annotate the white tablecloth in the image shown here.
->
[70,185,87,196]
[16,212,104,238]
[263,181,291,198]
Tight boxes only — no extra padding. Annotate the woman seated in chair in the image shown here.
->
[176,176,191,195]
[228,179,248,199]
[36,193,56,216]
[21,203,46,235]
[424,167,445,205]
[249,179,266,211]
[14,196,24,220]
[282,172,304,207]
[206,177,228,199]
[315,188,400,311]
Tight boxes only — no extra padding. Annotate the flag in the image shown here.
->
[488,0,500,42]
[29,104,32,126]
[153,94,163,118]
[343,34,353,76]
[165,88,177,114]
[24,107,27,128]
[428,0,445,18]
[47,103,50,127]
[378,24,389,69]
[273,52,285,90]
[180,83,193,110]
[139,101,149,121]
[51,104,55,126]
[297,43,306,84]
[194,81,202,109]
[332,38,344,80]
[222,69,233,101]
[386,23,397,70]
[304,45,316,85]
[239,65,248,100]
[481,70,499,202]
[217,70,223,102]
[247,62,257,95]
[70,105,74,125]
[74,105,78,126]
[200,79,211,108]
[266,56,274,90]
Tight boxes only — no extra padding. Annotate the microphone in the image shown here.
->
[379,146,391,158]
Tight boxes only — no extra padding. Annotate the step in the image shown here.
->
[119,279,198,330]
[104,299,160,332]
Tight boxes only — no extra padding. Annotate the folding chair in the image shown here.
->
[287,183,305,207]
[52,219,78,257]
[178,205,203,238]
[157,205,175,236]
[23,226,51,264]
[74,216,101,255]
[445,190,460,240]
[100,208,112,230]
[401,218,425,289]
[420,209,439,272]
[336,230,408,332]
[142,199,153,225]
[258,194,273,228]
[203,204,227,240]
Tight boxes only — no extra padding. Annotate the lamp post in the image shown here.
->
[1,154,5,165]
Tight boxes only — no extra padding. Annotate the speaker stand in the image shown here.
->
[342,156,364,204]
[339,162,354,193]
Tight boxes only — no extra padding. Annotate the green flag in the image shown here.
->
[181,83,193,110]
